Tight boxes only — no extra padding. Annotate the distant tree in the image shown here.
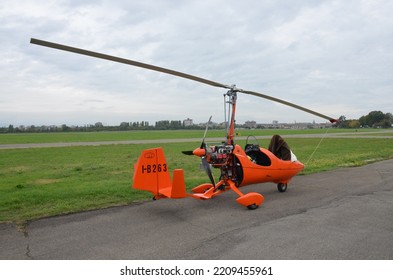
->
[170,120,182,129]
[155,120,170,129]
[386,113,393,122]
[359,111,392,128]
[95,122,104,128]
[347,120,360,128]
[120,122,130,130]
[61,124,70,132]
[337,115,348,128]
[154,120,182,129]
[377,119,392,128]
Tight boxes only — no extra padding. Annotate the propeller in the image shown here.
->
[30,38,337,123]
[181,116,215,186]
[181,116,212,156]
[200,115,212,148]
[199,116,215,187]
[201,156,215,187]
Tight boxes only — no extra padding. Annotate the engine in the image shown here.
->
[207,144,234,166]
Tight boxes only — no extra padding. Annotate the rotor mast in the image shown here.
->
[225,86,238,145]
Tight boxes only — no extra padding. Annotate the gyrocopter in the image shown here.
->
[30,38,337,210]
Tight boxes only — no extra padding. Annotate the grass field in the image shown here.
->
[0,128,389,144]
[1,129,392,223]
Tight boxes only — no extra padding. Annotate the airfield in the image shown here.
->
[1,130,393,149]
[1,155,392,259]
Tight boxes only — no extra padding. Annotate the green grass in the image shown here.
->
[0,128,381,144]
[1,134,392,223]
[0,142,205,223]
[284,138,393,174]
[0,130,205,144]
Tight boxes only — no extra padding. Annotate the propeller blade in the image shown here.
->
[239,89,337,123]
[201,157,215,187]
[181,151,194,155]
[200,116,212,148]
[30,38,230,90]
[30,38,337,122]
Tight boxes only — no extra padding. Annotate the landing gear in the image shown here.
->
[236,192,264,210]
[277,183,287,192]
[246,203,258,210]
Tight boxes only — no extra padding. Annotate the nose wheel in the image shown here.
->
[277,183,288,192]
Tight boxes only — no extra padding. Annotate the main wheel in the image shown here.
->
[277,183,288,192]
[247,204,258,210]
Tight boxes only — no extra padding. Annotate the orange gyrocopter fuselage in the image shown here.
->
[132,142,304,210]
[132,90,305,210]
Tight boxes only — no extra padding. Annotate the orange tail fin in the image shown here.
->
[132,147,187,199]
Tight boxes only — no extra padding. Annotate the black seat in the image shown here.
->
[245,144,271,166]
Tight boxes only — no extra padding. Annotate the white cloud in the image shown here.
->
[1,0,392,126]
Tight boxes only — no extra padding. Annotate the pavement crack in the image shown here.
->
[16,221,33,260]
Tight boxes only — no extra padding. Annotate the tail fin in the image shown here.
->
[132,147,187,199]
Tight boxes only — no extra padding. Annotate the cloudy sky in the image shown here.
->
[1,0,392,126]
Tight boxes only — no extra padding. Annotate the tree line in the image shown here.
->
[1,110,392,133]
[336,111,393,129]
[1,120,206,133]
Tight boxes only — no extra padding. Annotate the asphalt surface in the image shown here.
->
[1,159,392,260]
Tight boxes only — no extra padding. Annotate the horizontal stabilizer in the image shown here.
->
[159,169,187,198]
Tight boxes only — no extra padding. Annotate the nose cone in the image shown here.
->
[192,147,206,157]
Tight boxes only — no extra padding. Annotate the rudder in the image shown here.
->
[133,147,171,196]
[132,147,187,199]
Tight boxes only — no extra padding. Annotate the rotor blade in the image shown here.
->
[239,89,337,123]
[201,157,215,187]
[30,38,230,89]
[30,38,337,122]
[181,151,194,155]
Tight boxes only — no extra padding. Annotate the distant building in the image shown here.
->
[183,118,193,127]
[244,120,257,129]
[255,121,334,129]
